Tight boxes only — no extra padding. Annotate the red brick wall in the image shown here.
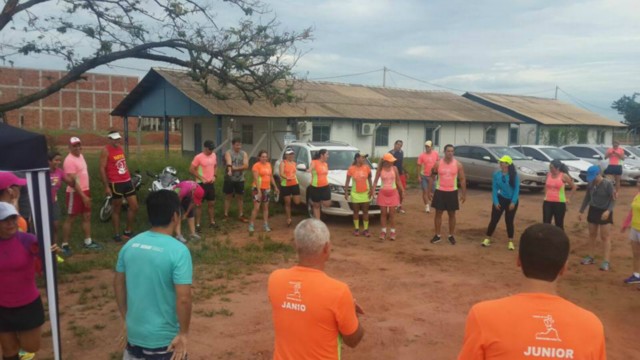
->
[0,67,138,131]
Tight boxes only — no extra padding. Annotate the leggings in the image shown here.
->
[486,196,518,239]
[543,201,566,230]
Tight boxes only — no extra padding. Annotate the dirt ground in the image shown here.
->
[36,185,640,360]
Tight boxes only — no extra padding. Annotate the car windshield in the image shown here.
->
[596,146,609,154]
[489,146,528,160]
[311,150,371,170]
[539,147,579,160]
[625,146,640,157]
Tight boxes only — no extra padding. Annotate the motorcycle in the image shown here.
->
[99,171,143,222]
[147,166,180,192]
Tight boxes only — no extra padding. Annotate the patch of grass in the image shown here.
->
[93,323,106,331]
[220,297,231,302]
[196,307,234,318]
[68,323,94,346]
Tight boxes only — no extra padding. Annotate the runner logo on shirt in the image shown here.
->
[523,315,574,358]
[281,281,306,312]
[533,315,561,342]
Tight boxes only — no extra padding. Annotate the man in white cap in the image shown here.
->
[63,136,101,252]
[417,140,439,213]
[100,130,138,242]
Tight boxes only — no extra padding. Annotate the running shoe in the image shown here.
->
[113,234,123,243]
[379,231,387,240]
[353,229,360,236]
[623,274,640,284]
[448,235,456,245]
[389,230,396,241]
[210,222,218,229]
[83,242,103,250]
[56,254,65,264]
[481,238,491,247]
[580,256,595,265]
[425,204,430,213]
[430,235,441,244]
[61,244,72,257]
[599,261,610,271]
[176,234,187,244]
[238,215,249,223]
[248,224,255,234]
[362,230,370,237]
[396,207,406,214]
[123,230,134,240]
[507,241,515,251]
[196,224,202,233]
[264,224,272,232]
[19,350,35,360]
[190,233,201,242]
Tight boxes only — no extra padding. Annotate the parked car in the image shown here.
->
[454,144,548,192]
[561,144,640,185]
[274,141,380,217]
[511,145,592,187]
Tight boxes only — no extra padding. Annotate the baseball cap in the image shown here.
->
[498,155,513,165]
[0,202,19,221]
[425,140,433,147]
[354,152,369,160]
[586,165,601,183]
[69,137,81,145]
[0,172,27,190]
[382,153,396,163]
[107,131,122,140]
[203,140,215,150]
[285,148,295,155]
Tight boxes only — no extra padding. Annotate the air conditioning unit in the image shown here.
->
[361,123,375,136]
[297,121,312,136]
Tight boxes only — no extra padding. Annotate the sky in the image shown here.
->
[7,0,640,121]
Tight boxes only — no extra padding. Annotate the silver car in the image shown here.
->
[561,144,640,185]
[454,144,547,192]
[511,145,593,187]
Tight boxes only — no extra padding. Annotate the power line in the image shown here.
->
[387,69,466,92]
[309,68,384,81]
[557,87,612,112]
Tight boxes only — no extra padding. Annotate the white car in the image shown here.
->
[274,141,380,217]
[511,145,593,187]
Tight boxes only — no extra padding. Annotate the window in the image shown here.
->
[470,147,494,162]
[509,126,519,145]
[596,130,606,144]
[312,125,331,142]
[565,147,598,159]
[523,148,547,162]
[296,147,310,168]
[425,127,440,146]
[375,126,389,147]
[484,127,497,144]
[241,124,253,145]
[578,130,588,143]
[454,146,471,158]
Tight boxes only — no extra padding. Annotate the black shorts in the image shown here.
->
[587,206,613,225]
[110,181,135,200]
[199,183,216,201]
[604,165,623,176]
[432,189,459,211]
[0,296,45,332]
[309,186,331,203]
[280,184,300,197]
[223,180,245,195]
[181,197,195,218]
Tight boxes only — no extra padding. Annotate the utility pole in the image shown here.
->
[383,66,387,88]
[554,85,558,100]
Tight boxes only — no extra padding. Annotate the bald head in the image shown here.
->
[294,218,330,258]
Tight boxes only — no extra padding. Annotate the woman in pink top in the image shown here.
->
[604,141,625,194]
[372,153,404,240]
[543,160,576,230]
[173,181,205,243]
[0,202,45,359]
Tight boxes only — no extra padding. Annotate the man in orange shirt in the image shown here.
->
[458,223,606,360]
[268,218,365,360]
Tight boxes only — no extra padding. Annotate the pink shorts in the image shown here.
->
[377,188,400,207]
[66,190,91,215]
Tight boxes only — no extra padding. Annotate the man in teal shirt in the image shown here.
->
[114,190,193,360]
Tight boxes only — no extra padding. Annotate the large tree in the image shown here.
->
[0,0,311,113]
[612,93,640,130]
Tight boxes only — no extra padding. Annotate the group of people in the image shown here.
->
[1,130,639,360]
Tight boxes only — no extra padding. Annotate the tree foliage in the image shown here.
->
[0,0,311,113]
[611,93,640,130]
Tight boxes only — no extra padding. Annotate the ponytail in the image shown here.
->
[508,164,517,188]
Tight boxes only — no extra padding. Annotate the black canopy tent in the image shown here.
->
[0,122,62,360]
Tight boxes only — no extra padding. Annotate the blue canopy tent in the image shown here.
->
[0,122,62,360]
